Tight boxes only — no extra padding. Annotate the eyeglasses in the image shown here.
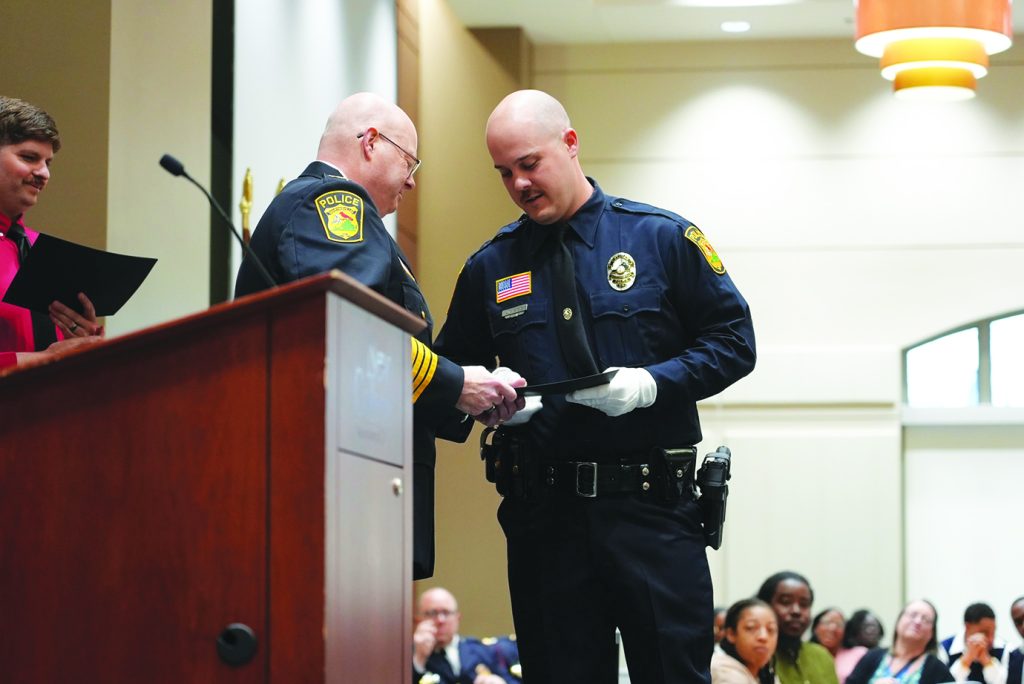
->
[422,609,456,620]
[903,611,934,626]
[357,130,421,179]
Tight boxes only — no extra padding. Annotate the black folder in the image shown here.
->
[516,369,619,397]
[2,233,156,317]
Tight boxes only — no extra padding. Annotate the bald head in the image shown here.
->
[486,89,570,148]
[317,92,418,217]
[417,587,461,647]
[318,92,414,164]
[419,587,458,613]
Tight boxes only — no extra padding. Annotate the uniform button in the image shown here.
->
[641,466,650,477]
[642,482,650,491]
[562,307,573,321]
[623,305,630,313]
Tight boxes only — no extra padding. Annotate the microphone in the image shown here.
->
[159,154,276,290]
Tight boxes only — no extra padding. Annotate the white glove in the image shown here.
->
[566,366,657,417]
[503,395,543,426]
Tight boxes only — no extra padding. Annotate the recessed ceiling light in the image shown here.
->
[721,20,752,33]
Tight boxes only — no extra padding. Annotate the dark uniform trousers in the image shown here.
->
[499,492,712,683]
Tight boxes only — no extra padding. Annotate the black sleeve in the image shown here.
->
[921,655,955,684]
[846,648,885,684]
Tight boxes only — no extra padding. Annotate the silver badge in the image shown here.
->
[607,252,636,291]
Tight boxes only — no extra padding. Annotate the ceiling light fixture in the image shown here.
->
[855,0,1012,101]
[721,20,751,33]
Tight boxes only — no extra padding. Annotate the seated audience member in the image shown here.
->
[711,598,779,684]
[939,603,1010,684]
[814,607,866,683]
[757,571,839,684]
[413,587,519,684]
[846,598,953,684]
[813,608,847,656]
[846,610,887,651]
[835,611,886,684]
[1008,598,1024,684]
[0,96,102,369]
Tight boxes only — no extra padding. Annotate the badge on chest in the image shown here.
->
[607,252,636,291]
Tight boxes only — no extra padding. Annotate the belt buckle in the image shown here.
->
[575,462,598,498]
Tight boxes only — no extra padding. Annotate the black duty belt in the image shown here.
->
[543,461,659,498]
[480,429,697,500]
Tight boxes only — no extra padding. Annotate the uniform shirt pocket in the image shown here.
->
[487,299,552,378]
[589,286,662,366]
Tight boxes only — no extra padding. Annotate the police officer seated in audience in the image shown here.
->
[413,587,519,684]
[939,602,1010,684]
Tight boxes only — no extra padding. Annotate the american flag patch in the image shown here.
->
[495,272,532,303]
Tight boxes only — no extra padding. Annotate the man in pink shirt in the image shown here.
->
[0,96,102,369]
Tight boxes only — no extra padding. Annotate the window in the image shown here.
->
[990,313,1024,408]
[904,310,1024,409]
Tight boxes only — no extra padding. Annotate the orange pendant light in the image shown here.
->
[855,0,1013,100]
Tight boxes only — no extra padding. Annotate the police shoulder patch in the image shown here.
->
[315,190,364,243]
[684,225,726,275]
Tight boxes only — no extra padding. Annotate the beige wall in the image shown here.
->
[106,0,211,335]
[414,0,530,638]
[1,0,112,251]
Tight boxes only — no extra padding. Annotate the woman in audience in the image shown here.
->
[847,610,886,651]
[813,608,866,682]
[846,599,953,684]
[833,609,886,682]
[812,608,847,656]
[757,571,839,684]
[712,598,779,684]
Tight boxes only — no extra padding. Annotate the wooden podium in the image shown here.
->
[0,272,422,683]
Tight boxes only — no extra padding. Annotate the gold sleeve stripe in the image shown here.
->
[411,338,439,403]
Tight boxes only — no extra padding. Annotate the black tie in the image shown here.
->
[5,222,58,350]
[6,222,31,264]
[549,223,599,378]
[426,650,456,682]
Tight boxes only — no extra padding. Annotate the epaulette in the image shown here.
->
[608,197,688,225]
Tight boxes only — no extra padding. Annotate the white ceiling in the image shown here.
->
[444,0,1020,45]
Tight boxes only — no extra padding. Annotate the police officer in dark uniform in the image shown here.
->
[433,90,756,682]
[234,92,525,580]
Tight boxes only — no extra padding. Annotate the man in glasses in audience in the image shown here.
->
[413,587,519,684]
[235,92,525,581]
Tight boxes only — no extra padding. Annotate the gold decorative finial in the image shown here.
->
[240,167,253,243]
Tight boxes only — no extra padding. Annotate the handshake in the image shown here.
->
[457,365,658,427]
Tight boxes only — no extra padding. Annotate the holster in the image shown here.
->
[480,428,532,498]
[695,446,732,550]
